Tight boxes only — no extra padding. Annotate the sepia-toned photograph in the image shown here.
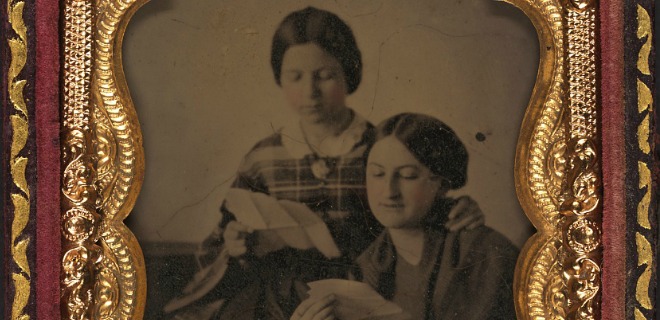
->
[121,1,539,319]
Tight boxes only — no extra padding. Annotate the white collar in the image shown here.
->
[281,112,368,159]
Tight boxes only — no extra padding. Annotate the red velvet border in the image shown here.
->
[35,0,60,317]
[600,0,626,319]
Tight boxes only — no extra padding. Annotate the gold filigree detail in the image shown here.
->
[637,162,651,230]
[637,79,653,113]
[8,0,32,319]
[505,0,601,318]
[635,232,653,310]
[637,114,650,154]
[94,241,121,319]
[88,0,148,318]
[62,0,104,319]
[12,273,30,320]
[62,0,148,317]
[559,5,601,319]
[633,4,654,318]
[636,4,651,76]
[565,0,595,12]
[66,0,600,318]
[505,0,569,318]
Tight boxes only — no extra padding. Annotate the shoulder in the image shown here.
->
[248,132,284,151]
[451,226,519,265]
[237,132,290,173]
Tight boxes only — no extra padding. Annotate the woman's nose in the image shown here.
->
[386,176,401,199]
[303,76,321,98]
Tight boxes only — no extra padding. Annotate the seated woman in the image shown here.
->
[293,113,519,320]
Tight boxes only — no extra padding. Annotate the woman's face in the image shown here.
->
[367,136,446,229]
[280,43,349,124]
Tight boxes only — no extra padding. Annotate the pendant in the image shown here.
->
[311,158,332,180]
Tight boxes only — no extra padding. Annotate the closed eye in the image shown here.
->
[398,167,420,180]
[316,69,337,81]
[282,71,302,82]
[366,164,385,178]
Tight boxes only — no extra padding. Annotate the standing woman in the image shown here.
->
[168,8,483,320]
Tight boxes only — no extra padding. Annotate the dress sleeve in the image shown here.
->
[195,151,269,269]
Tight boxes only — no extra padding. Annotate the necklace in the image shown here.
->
[300,112,353,180]
[309,155,337,180]
[301,132,338,180]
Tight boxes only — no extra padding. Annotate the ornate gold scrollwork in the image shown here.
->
[61,0,149,318]
[7,0,32,319]
[61,0,602,318]
[633,3,654,319]
[505,0,601,318]
[61,0,105,319]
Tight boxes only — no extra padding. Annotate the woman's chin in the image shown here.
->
[298,113,325,125]
[374,212,407,229]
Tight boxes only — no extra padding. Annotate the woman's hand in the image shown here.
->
[223,221,254,257]
[445,196,485,232]
[291,294,337,320]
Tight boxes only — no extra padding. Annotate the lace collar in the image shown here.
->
[281,110,369,159]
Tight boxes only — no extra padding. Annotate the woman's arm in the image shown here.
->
[196,152,269,268]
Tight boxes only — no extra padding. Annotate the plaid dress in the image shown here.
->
[193,113,382,319]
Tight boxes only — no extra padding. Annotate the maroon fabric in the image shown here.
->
[35,0,60,318]
[600,0,626,319]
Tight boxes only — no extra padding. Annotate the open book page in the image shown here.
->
[224,188,341,258]
[307,279,411,320]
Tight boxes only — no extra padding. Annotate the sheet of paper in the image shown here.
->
[307,279,410,320]
[224,188,341,258]
[224,188,269,230]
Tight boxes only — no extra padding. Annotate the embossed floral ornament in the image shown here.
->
[63,208,96,242]
[62,129,97,205]
[567,219,601,254]
[563,257,600,318]
[561,138,599,217]
[62,245,102,320]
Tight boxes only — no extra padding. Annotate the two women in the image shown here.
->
[169,7,501,320]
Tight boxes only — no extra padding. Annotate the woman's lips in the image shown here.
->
[379,203,404,210]
[301,104,322,114]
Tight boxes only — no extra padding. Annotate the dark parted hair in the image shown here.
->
[374,113,468,189]
[271,7,363,94]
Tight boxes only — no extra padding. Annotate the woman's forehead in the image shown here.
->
[369,137,423,167]
[281,43,342,70]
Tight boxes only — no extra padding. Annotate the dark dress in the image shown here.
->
[355,225,519,320]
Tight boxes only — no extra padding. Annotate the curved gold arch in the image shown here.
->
[60,0,602,318]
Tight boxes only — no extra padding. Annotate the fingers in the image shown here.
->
[446,196,470,220]
[223,221,253,242]
[311,306,335,320]
[226,238,248,257]
[291,294,336,320]
[445,196,484,232]
[467,215,485,230]
[291,297,316,320]
[228,221,253,234]
[224,221,254,257]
